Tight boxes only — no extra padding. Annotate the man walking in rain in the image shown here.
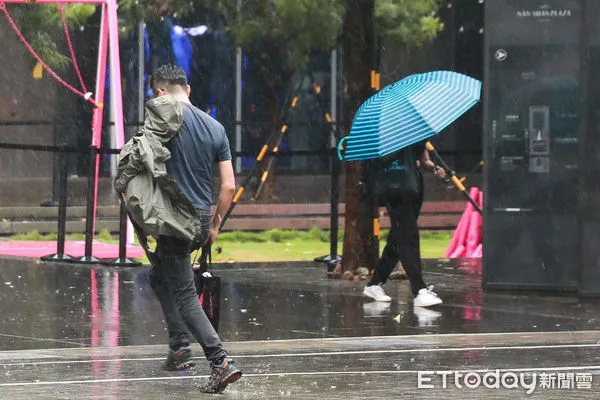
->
[115,64,240,393]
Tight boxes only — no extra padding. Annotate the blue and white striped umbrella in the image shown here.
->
[338,71,481,161]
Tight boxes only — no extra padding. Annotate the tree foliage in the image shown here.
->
[4,4,95,69]
[375,0,442,47]
[6,0,442,74]
[217,0,343,68]
[216,0,442,67]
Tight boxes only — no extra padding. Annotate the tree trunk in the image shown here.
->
[341,0,378,273]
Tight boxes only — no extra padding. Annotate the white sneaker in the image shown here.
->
[414,286,443,307]
[363,284,392,302]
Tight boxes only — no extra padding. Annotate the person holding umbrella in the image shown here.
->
[363,141,446,306]
[336,71,482,306]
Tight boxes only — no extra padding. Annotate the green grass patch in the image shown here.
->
[203,230,452,263]
[218,228,333,243]
[95,229,114,242]
[10,229,452,263]
[11,231,56,241]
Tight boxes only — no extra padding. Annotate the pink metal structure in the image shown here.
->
[1,0,125,258]
[2,0,107,4]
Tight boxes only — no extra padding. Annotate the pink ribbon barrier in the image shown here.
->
[471,243,483,258]
[445,187,484,259]
[450,244,466,259]
[466,189,482,256]
[444,201,473,257]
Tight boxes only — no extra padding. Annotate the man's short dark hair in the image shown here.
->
[152,64,188,89]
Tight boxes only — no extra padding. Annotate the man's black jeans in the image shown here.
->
[148,213,226,363]
[370,193,427,296]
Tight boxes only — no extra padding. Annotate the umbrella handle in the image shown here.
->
[337,136,349,160]
[426,141,483,215]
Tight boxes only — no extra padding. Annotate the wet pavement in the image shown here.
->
[0,256,599,398]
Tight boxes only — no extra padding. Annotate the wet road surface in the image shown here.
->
[0,257,599,398]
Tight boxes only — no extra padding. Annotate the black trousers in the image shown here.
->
[148,234,226,362]
[369,192,427,296]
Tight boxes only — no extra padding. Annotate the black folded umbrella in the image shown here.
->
[193,245,220,332]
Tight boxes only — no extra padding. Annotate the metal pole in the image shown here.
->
[56,155,69,257]
[330,49,337,148]
[329,48,339,259]
[107,0,125,152]
[234,0,242,173]
[83,145,99,260]
[330,147,340,259]
[109,88,117,176]
[367,31,382,265]
[130,20,145,245]
[118,201,127,259]
[137,21,145,124]
[41,153,73,262]
[316,49,342,265]
[107,0,129,260]
[338,47,343,143]
[102,200,140,266]
[107,0,125,161]
[50,120,60,206]
[82,4,109,263]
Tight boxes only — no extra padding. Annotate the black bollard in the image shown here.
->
[118,200,127,259]
[330,147,341,260]
[315,148,342,267]
[79,146,101,263]
[41,153,74,262]
[102,200,141,266]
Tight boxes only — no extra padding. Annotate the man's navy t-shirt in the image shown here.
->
[165,102,231,211]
